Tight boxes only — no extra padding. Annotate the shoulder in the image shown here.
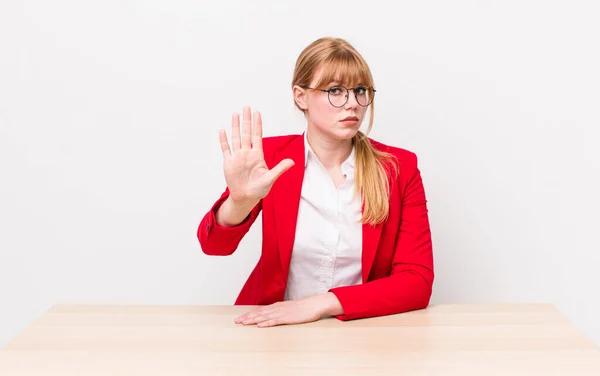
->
[262,134,302,152]
[367,138,426,195]
[368,137,419,168]
[261,134,303,163]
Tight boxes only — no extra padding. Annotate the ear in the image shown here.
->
[293,85,308,110]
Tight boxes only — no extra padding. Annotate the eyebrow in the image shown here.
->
[327,82,366,87]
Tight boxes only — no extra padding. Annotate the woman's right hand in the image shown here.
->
[219,106,295,205]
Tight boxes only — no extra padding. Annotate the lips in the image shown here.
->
[341,116,359,121]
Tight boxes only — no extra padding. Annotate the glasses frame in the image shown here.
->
[301,85,376,108]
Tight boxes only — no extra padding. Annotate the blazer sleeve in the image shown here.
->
[197,187,262,256]
[328,152,434,321]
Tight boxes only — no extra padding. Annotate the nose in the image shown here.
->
[344,90,360,109]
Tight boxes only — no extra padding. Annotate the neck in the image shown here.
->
[306,126,354,169]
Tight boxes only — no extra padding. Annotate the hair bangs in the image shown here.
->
[314,52,373,89]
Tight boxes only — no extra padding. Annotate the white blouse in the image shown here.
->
[284,131,363,301]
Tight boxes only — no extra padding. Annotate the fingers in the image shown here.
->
[235,306,277,325]
[234,312,249,324]
[235,307,263,324]
[231,112,241,152]
[257,319,280,328]
[252,111,263,150]
[241,106,252,149]
[242,315,269,325]
[231,107,261,151]
[219,129,231,156]
[264,159,295,185]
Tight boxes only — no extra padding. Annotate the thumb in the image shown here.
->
[265,158,295,185]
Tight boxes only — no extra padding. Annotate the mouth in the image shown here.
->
[341,116,359,122]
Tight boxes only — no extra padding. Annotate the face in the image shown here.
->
[294,67,369,142]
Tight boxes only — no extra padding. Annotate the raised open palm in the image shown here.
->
[219,107,294,203]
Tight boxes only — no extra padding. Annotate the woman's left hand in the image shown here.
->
[234,292,343,328]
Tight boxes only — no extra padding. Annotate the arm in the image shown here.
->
[329,153,434,321]
[197,187,262,256]
[198,107,293,257]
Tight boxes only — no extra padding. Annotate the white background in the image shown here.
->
[1,0,599,347]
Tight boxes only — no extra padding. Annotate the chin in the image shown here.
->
[330,126,359,140]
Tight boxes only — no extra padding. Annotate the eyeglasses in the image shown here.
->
[301,85,376,108]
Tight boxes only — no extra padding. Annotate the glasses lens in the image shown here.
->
[356,87,373,107]
[328,86,348,107]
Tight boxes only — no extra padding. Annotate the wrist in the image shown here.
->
[216,196,258,227]
[318,292,344,318]
[228,195,260,211]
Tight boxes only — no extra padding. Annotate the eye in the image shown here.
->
[355,86,367,95]
[328,86,344,95]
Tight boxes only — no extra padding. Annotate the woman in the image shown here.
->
[197,37,434,328]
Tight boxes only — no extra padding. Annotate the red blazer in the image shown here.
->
[197,134,434,321]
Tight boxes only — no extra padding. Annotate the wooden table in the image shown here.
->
[1,303,599,375]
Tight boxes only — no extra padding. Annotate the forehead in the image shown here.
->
[311,60,370,88]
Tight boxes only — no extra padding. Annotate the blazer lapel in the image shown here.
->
[273,136,305,286]
[362,218,383,283]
